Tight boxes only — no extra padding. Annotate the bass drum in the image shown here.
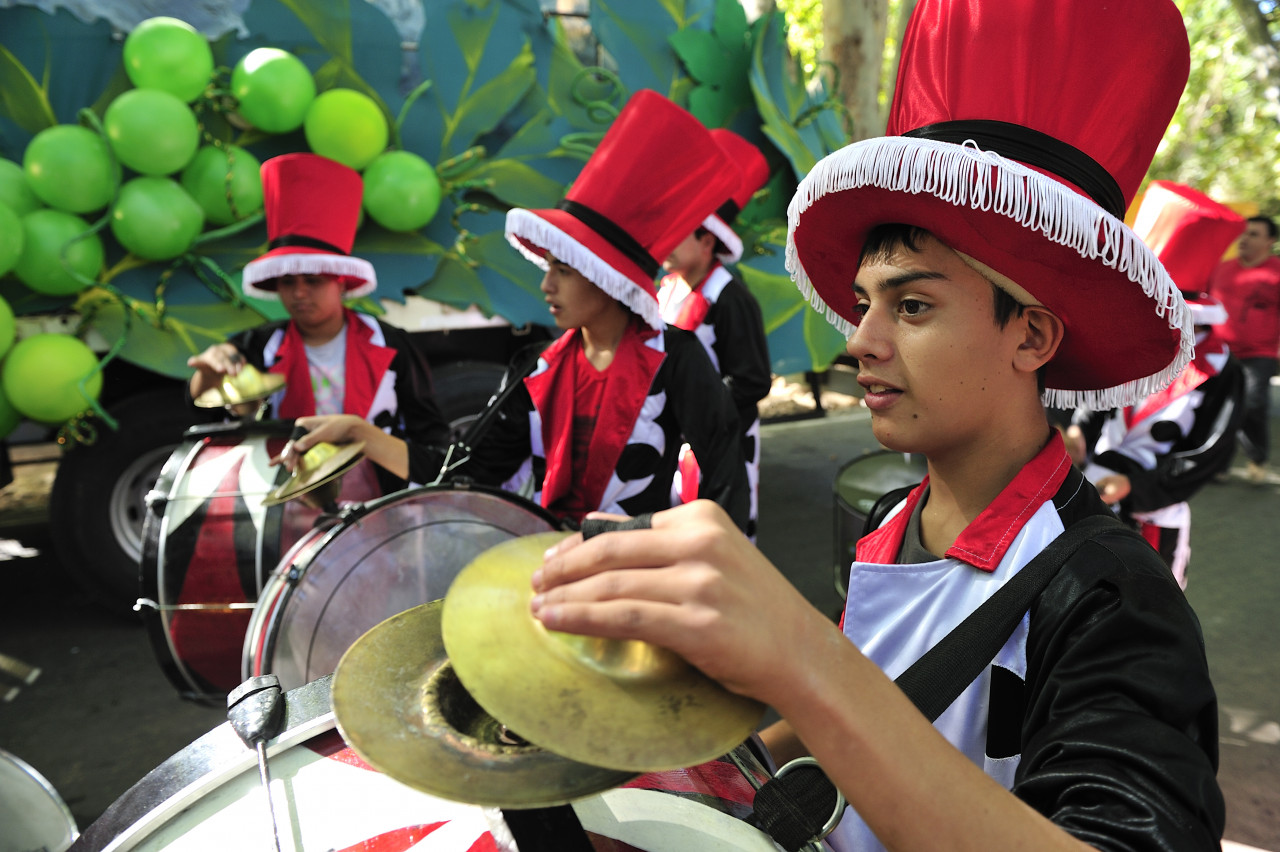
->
[0,747,77,852]
[68,675,780,852]
[244,485,564,691]
[139,421,382,701]
[832,450,928,598]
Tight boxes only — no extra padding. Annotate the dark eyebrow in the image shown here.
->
[852,269,947,298]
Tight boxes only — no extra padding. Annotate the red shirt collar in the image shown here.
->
[854,431,1073,572]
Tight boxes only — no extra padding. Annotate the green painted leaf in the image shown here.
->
[0,44,56,134]
[416,254,494,315]
[803,303,848,373]
[669,29,727,86]
[749,12,819,176]
[447,0,498,75]
[83,294,276,380]
[468,158,566,209]
[442,44,537,158]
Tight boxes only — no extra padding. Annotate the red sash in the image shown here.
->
[660,263,720,330]
[269,310,396,420]
[526,322,664,515]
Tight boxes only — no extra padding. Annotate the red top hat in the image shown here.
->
[1132,180,1244,327]
[505,90,738,329]
[702,129,770,265]
[786,0,1193,410]
[241,153,375,300]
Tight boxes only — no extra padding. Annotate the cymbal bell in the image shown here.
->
[441,532,766,774]
[331,600,636,807]
[262,440,365,508]
[193,363,286,408]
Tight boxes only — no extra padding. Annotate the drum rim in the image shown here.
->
[0,746,78,844]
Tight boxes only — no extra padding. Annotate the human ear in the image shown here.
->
[1013,306,1064,374]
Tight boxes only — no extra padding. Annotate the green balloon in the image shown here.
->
[111,177,205,261]
[0,159,41,215]
[1,333,103,424]
[23,125,117,213]
[180,145,263,225]
[231,48,316,134]
[0,203,23,278]
[14,210,104,296]
[304,89,389,172]
[363,150,443,232]
[0,294,14,360]
[123,16,214,103]
[105,88,200,176]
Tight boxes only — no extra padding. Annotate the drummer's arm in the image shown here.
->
[187,342,244,400]
[758,719,808,767]
[281,414,411,481]
[532,504,1096,852]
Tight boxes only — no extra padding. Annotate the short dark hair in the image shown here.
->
[693,226,729,259]
[858,223,1025,328]
[1247,216,1278,240]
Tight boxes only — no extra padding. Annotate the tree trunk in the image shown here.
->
[822,0,890,140]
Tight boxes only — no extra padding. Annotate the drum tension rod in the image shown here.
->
[228,674,288,852]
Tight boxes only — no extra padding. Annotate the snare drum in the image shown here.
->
[139,421,382,701]
[0,747,77,852]
[69,675,781,852]
[243,485,564,691]
[833,451,927,597]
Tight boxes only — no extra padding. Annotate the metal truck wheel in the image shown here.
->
[430,360,507,441]
[49,388,193,615]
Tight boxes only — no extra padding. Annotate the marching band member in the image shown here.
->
[658,128,772,539]
[188,153,449,492]
[531,1,1224,850]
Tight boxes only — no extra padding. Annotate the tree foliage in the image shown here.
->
[780,0,1280,213]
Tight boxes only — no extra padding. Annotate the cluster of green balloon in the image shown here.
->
[0,332,103,429]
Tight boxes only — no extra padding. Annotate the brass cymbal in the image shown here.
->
[193,363,286,408]
[262,440,365,508]
[331,600,637,807]
[442,531,766,773]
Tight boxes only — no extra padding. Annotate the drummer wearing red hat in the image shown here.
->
[528,1,1223,850]
[658,129,772,540]
[1068,181,1247,589]
[187,153,449,490]
[282,92,749,529]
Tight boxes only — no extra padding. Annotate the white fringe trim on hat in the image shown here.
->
[505,208,664,330]
[704,214,745,265]
[241,253,377,300]
[784,136,1194,411]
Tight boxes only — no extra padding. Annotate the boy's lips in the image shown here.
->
[859,376,903,410]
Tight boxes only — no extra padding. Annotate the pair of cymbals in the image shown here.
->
[331,531,765,807]
[193,362,285,409]
[262,440,365,508]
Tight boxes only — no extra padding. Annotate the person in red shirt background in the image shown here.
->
[1207,215,1280,482]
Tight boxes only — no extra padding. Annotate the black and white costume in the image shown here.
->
[437,326,749,530]
[833,432,1223,851]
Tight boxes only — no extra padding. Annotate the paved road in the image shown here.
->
[0,406,1276,849]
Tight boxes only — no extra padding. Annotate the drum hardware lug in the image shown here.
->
[228,675,287,852]
[134,598,159,612]
[144,489,168,510]
[286,567,302,583]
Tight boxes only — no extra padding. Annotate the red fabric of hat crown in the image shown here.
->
[241,153,375,299]
[703,129,769,264]
[1132,181,1245,295]
[788,0,1193,410]
[711,129,769,213]
[506,90,737,329]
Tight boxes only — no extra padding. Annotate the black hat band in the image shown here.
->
[903,119,1126,220]
[556,200,660,279]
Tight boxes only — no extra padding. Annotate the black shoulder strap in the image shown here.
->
[748,511,1125,850]
[894,512,1121,721]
